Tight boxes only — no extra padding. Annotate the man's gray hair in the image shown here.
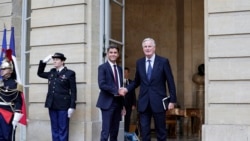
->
[142,38,156,47]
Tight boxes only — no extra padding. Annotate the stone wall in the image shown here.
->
[28,0,100,141]
[203,0,250,140]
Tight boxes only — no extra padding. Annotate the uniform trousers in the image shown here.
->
[49,109,69,141]
[0,114,13,141]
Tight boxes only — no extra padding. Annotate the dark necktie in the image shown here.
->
[57,70,60,76]
[125,79,129,86]
[147,60,152,80]
[113,65,119,88]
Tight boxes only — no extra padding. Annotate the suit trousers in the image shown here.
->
[49,109,69,141]
[140,105,167,141]
[124,106,132,132]
[100,98,122,141]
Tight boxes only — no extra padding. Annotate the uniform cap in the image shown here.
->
[52,52,66,61]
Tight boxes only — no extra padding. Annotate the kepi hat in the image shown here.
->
[52,52,66,61]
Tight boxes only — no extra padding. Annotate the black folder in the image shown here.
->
[162,96,170,110]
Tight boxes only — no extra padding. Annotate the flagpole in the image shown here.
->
[9,27,16,56]
[20,0,28,140]
[1,26,7,80]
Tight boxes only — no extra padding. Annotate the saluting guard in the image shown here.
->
[37,52,77,141]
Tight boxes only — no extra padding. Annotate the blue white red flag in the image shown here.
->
[9,27,27,125]
[9,26,15,56]
[1,27,7,66]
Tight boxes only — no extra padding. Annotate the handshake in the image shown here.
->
[118,87,128,96]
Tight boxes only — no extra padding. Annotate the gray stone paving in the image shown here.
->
[151,137,200,141]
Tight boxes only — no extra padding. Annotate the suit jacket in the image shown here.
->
[127,55,176,113]
[37,61,77,110]
[96,61,124,110]
[124,79,136,109]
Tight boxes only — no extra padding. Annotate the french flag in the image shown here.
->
[9,26,27,126]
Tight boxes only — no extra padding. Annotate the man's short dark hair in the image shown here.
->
[125,67,129,71]
[107,45,119,53]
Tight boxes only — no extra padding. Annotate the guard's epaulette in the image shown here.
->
[15,80,23,92]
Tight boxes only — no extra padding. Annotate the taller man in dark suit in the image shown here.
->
[120,38,177,141]
[96,45,125,141]
[37,53,77,141]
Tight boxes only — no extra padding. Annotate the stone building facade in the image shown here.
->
[203,0,250,140]
[0,0,250,141]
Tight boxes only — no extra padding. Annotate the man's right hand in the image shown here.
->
[119,87,128,96]
[42,54,52,63]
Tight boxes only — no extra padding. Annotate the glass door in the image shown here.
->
[100,0,125,69]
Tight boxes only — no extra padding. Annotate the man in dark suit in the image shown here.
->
[96,45,125,141]
[37,52,77,141]
[124,67,136,133]
[120,38,177,141]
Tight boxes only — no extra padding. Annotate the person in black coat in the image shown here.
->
[37,52,77,141]
[124,67,136,133]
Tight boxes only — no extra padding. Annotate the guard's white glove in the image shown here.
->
[68,108,75,118]
[12,112,23,127]
[42,54,52,63]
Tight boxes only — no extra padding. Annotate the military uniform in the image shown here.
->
[37,52,76,141]
[37,61,77,110]
[0,77,22,141]
[0,49,24,141]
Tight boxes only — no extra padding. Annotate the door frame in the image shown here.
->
[100,0,125,72]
